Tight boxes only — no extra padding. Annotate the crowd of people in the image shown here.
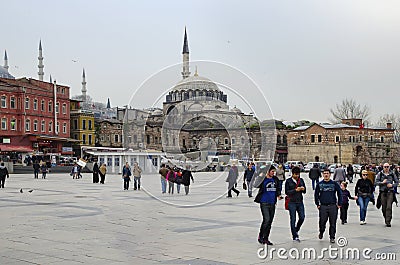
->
[251,162,399,245]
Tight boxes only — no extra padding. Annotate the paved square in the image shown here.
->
[0,171,399,264]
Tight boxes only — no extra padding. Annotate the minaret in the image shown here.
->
[38,40,44,81]
[181,27,190,79]
[106,98,111,109]
[81,68,87,100]
[4,50,9,71]
[49,75,52,84]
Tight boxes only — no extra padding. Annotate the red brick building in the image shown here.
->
[0,77,76,156]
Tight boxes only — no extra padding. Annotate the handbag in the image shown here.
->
[243,182,247,190]
[285,178,301,210]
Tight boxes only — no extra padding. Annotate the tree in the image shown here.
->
[329,98,370,123]
[376,114,400,142]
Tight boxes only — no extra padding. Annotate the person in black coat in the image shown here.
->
[355,170,374,224]
[92,162,99,183]
[33,161,40,179]
[181,166,194,195]
[309,164,322,190]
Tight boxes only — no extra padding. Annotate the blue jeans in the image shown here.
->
[247,180,252,197]
[176,183,181,193]
[259,203,276,242]
[288,202,305,239]
[161,178,167,193]
[311,179,317,190]
[358,196,370,221]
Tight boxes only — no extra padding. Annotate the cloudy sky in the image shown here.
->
[2,0,400,123]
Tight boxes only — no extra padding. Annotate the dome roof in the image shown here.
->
[172,74,219,92]
[0,66,14,79]
[232,106,242,113]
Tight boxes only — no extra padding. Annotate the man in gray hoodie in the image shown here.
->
[0,162,10,188]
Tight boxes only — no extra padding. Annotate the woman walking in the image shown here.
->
[132,162,142,190]
[166,168,176,194]
[122,162,132,190]
[92,162,99,183]
[355,170,374,225]
[99,163,107,184]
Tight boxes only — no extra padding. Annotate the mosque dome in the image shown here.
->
[172,74,219,92]
[0,66,14,79]
[232,106,242,114]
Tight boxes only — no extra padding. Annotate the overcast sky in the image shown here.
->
[2,0,400,123]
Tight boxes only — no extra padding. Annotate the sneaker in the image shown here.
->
[293,237,300,242]
[330,238,335,243]
[386,224,391,227]
[318,233,323,240]
[363,221,367,225]
[360,221,364,225]
[341,221,345,225]
[265,240,273,246]
[344,220,347,223]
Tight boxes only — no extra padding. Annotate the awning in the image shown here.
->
[276,149,288,154]
[0,145,34,152]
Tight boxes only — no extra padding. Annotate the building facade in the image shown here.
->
[287,119,398,165]
[0,77,75,156]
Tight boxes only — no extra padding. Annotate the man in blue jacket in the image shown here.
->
[314,167,342,243]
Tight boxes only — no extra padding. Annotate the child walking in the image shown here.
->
[340,182,355,225]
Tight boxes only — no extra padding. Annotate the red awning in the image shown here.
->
[0,145,34,152]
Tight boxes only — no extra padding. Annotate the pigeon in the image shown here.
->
[28,190,33,193]
[20,189,23,193]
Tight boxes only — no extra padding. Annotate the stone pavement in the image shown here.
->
[0,171,399,264]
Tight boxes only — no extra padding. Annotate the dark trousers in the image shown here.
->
[228,186,240,197]
[259,203,276,241]
[319,204,338,239]
[100,173,105,184]
[34,170,39,179]
[93,173,99,183]
[311,179,317,190]
[340,203,349,222]
[288,202,305,239]
[124,178,130,190]
[0,176,5,188]
[380,192,394,225]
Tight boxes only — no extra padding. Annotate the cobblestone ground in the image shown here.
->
[0,172,399,264]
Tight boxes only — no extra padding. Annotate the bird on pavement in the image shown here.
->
[28,190,33,193]
[20,189,23,193]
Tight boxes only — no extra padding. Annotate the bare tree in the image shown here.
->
[377,114,400,142]
[329,98,370,123]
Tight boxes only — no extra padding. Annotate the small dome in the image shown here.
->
[0,66,14,79]
[152,109,163,116]
[172,75,219,92]
[232,106,242,114]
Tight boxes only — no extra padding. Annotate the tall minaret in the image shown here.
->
[4,50,9,71]
[38,40,44,81]
[81,68,87,100]
[181,27,190,79]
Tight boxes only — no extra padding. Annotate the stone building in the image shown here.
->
[95,119,123,148]
[287,118,398,165]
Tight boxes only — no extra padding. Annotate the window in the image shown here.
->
[63,123,67,134]
[82,120,86,130]
[152,157,158,167]
[133,135,137,143]
[146,135,150,144]
[318,135,322,143]
[115,134,119,143]
[224,138,229,145]
[381,136,384,142]
[1,96,7,108]
[107,157,112,166]
[25,97,30,109]
[335,136,340,143]
[33,120,38,131]
[74,119,78,130]
[62,104,66,114]
[88,134,92,145]
[61,88,65,94]
[33,99,38,110]
[56,102,59,113]
[10,97,15,109]
[231,138,235,145]
[48,101,52,112]
[74,134,78,140]
[10,119,16,130]
[41,100,45,111]
[41,121,45,132]
[48,121,53,132]
[311,135,315,143]
[100,135,104,141]
[130,158,137,166]
[99,157,104,165]
[82,134,86,144]
[25,119,30,131]
[56,122,59,134]
[88,120,92,130]
[1,118,6,130]
[115,157,120,166]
